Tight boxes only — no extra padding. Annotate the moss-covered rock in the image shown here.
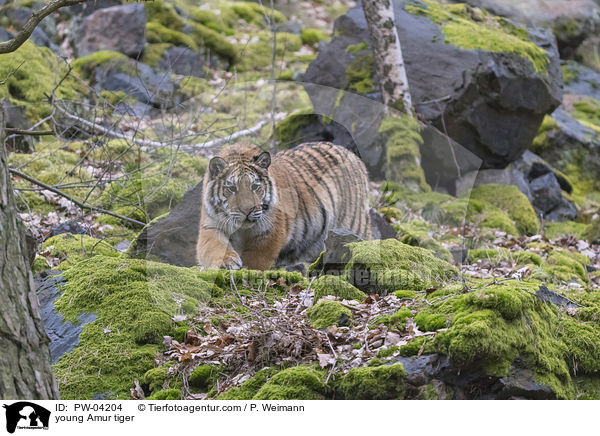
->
[301,28,329,46]
[468,184,540,235]
[40,233,120,271]
[217,368,278,400]
[374,308,412,331]
[405,0,549,73]
[189,365,220,392]
[335,363,406,399]
[252,366,328,400]
[147,388,181,400]
[544,221,590,240]
[341,239,460,294]
[312,275,366,303]
[52,256,219,399]
[306,301,352,329]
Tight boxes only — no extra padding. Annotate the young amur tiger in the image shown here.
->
[196,141,371,270]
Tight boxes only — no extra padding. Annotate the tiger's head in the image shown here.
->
[204,144,276,235]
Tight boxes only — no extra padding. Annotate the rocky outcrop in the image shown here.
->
[76,4,146,58]
[304,0,562,173]
[159,47,205,77]
[461,0,600,59]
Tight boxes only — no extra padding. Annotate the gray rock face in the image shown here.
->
[529,172,564,213]
[36,273,97,363]
[159,47,205,78]
[304,0,562,171]
[76,3,146,58]
[0,26,12,42]
[1,99,34,153]
[93,60,180,108]
[462,0,600,59]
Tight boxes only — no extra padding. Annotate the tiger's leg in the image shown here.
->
[196,227,242,269]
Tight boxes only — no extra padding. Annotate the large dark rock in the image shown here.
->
[159,47,205,78]
[93,59,180,109]
[304,0,562,172]
[36,273,97,363]
[76,3,146,58]
[462,0,600,59]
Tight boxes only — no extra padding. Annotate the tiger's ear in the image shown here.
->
[209,157,227,178]
[254,151,271,169]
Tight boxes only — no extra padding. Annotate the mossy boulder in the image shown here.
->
[312,275,366,303]
[335,363,406,399]
[252,366,329,400]
[340,239,460,294]
[305,0,562,172]
[189,365,220,392]
[217,368,278,400]
[39,233,120,272]
[52,256,219,399]
[468,184,540,235]
[306,301,352,329]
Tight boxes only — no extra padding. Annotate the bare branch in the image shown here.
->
[0,0,91,54]
[9,167,146,227]
[5,128,54,136]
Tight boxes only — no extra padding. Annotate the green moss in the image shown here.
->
[229,1,286,25]
[273,111,320,146]
[41,233,120,271]
[415,311,447,331]
[379,206,403,221]
[99,90,134,106]
[189,8,232,35]
[345,42,368,54]
[189,22,239,65]
[469,184,540,235]
[146,22,198,51]
[141,43,172,68]
[0,41,83,121]
[399,336,427,356]
[147,388,181,400]
[584,221,600,242]
[253,366,328,400]
[53,256,218,399]
[218,368,278,400]
[397,223,453,262]
[145,0,184,31]
[236,31,302,72]
[544,221,590,240]
[531,115,558,153]
[346,54,376,95]
[143,367,168,393]
[406,0,549,73]
[562,62,579,85]
[572,97,600,129]
[306,301,352,329]
[377,346,399,358]
[342,239,459,294]
[189,365,220,392]
[375,308,413,331]
[379,116,430,192]
[301,28,329,46]
[71,50,129,80]
[312,275,366,303]
[393,290,416,299]
[335,364,406,399]
[544,251,589,284]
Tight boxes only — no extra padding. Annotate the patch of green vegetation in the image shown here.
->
[189,365,220,392]
[374,308,412,331]
[572,97,600,129]
[145,0,184,30]
[393,290,417,299]
[99,90,135,106]
[189,8,232,35]
[405,0,549,73]
[415,311,447,331]
[544,221,590,240]
[143,366,169,393]
[53,256,218,399]
[342,239,460,294]
[306,301,352,329]
[228,1,286,26]
[584,221,600,242]
[346,54,376,94]
[146,22,199,51]
[273,111,320,147]
[301,28,329,46]
[561,62,579,86]
[312,275,367,303]
[469,184,540,235]
[399,336,428,356]
[542,250,589,284]
[217,368,278,400]
[0,41,83,121]
[335,363,406,399]
[189,22,239,66]
[71,50,130,80]
[141,43,172,68]
[377,346,399,358]
[397,223,453,262]
[345,42,368,54]
[235,31,302,72]
[531,115,558,153]
[378,116,430,192]
[40,233,120,271]
[253,366,328,400]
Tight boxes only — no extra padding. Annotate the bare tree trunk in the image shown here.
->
[362,0,413,114]
[0,112,59,399]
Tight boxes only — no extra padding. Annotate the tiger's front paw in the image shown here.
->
[221,252,242,270]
